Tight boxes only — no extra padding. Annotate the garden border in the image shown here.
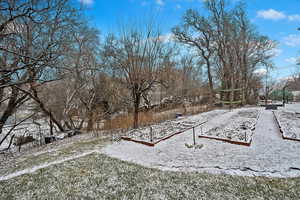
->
[197,110,261,147]
[198,135,252,146]
[121,121,207,147]
[273,111,300,142]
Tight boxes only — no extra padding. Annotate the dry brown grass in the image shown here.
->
[101,104,212,131]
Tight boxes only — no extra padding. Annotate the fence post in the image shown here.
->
[193,127,196,146]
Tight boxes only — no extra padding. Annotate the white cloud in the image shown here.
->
[257,9,300,22]
[79,0,93,5]
[278,76,294,81]
[254,68,267,76]
[283,34,300,47]
[288,14,300,21]
[267,48,282,57]
[285,57,299,64]
[158,33,174,42]
[257,9,286,20]
[155,0,165,6]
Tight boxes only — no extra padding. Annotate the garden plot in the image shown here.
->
[199,109,260,145]
[122,119,206,146]
[274,110,300,141]
[104,105,300,178]
[121,110,228,146]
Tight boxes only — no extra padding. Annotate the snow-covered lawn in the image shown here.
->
[103,104,300,178]
[1,152,300,200]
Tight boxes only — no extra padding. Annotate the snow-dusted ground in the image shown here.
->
[103,104,300,178]
[200,108,260,143]
[0,119,58,152]
[275,110,300,140]
[0,150,98,181]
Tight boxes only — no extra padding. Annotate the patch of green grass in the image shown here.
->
[1,153,300,200]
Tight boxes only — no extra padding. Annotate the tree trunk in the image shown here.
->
[30,86,65,132]
[0,87,19,134]
[207,62,214,99]
[133,93,141,129]
[86,110,94,131]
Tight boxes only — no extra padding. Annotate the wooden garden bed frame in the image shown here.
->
[121,121,207,147]
[198,135,252,146]
[197,110,261,147]
[273,111,300,142]
[122,109,261,147]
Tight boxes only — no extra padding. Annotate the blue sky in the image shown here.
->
[78,0,300,79]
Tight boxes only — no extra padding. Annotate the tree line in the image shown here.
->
[0,0,277,143]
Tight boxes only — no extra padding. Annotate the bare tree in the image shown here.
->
[103,23,174,128]
[173,0,276,105]
[58,24,101,130]
[172,10,215,101]
[0,0,84,136]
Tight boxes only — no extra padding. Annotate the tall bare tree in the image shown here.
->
[103,23,174,128]
[0,0,84,136]
[172,10,215,101]
[173,0,276,105]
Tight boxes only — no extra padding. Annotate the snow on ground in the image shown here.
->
[275,109,300,140]
[124,109,228,144]
[0,118,60,152]
[199,108,260,143]
[103,104,300,178]
[0,150,98,181]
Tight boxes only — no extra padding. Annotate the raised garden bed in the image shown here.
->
[273,111,300,141]
[198,109,260,146]
[121,119,207,146]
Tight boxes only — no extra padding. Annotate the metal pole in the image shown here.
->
[193,127,196,146]
[39,125,42,146]
[283,86,286,106]
[150,127,153,142]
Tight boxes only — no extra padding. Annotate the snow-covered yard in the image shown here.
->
[103,104,300,178]
[0,106,300,199]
